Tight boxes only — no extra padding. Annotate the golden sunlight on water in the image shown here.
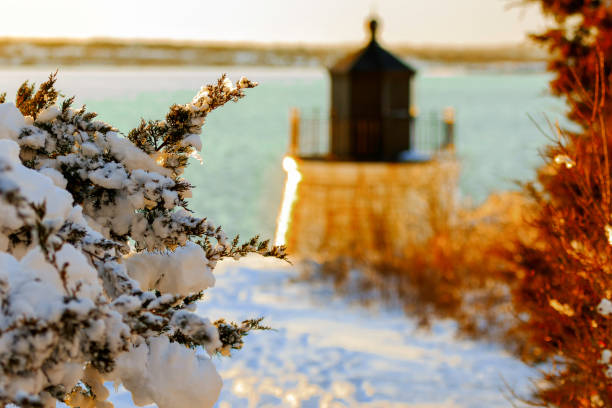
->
[274,156,302,246]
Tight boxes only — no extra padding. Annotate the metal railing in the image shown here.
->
[291,109,454,159]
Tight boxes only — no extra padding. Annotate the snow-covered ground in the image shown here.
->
[106,257,537,408]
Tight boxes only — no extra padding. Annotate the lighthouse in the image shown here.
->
[329,18,417,161]
[276,18,457,263]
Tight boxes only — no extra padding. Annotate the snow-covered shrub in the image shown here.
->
[0,73,285,408]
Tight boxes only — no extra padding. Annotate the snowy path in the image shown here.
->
[107,257,537,408]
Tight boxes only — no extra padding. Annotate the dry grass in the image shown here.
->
[297,158,537,352]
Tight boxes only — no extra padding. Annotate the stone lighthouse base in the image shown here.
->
[279,153,460,264]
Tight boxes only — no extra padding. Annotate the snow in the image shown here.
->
[0,103,26,141]
[97,130,171,177]
[182,133,203,151]
[0,139,73,227]
[39,167,68,189]
[600,349,612,378]
[597,298,612,316]
[36,106,61,123]
[89,162,129,189]
[124,241,215,297]
[108,337,222,408]
[18,128,46,149]
[80,141,101,157]
[20,244,101,300]
[101,257,537,408]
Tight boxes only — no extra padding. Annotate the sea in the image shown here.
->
[0,66,565,240]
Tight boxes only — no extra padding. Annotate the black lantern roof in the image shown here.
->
[330,18,416,75]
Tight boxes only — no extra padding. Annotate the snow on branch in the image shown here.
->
[0,73,285,408]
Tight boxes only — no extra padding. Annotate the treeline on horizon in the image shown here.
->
[0,37,548,67]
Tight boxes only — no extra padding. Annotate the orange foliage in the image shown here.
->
[525,0,612,126]
[510,81,612,405]
[508,1,612,404]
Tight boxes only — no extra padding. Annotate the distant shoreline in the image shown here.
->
[0,37,548,72]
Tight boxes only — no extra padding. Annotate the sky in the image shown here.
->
[0,0,548,46]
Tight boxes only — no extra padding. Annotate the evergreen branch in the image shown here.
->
[196,233,289,263]
[16,71,59,119]
[214,317,272,356]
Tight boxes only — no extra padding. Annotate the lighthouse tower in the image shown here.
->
[276,18,457,263]
[329,18,417,161]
